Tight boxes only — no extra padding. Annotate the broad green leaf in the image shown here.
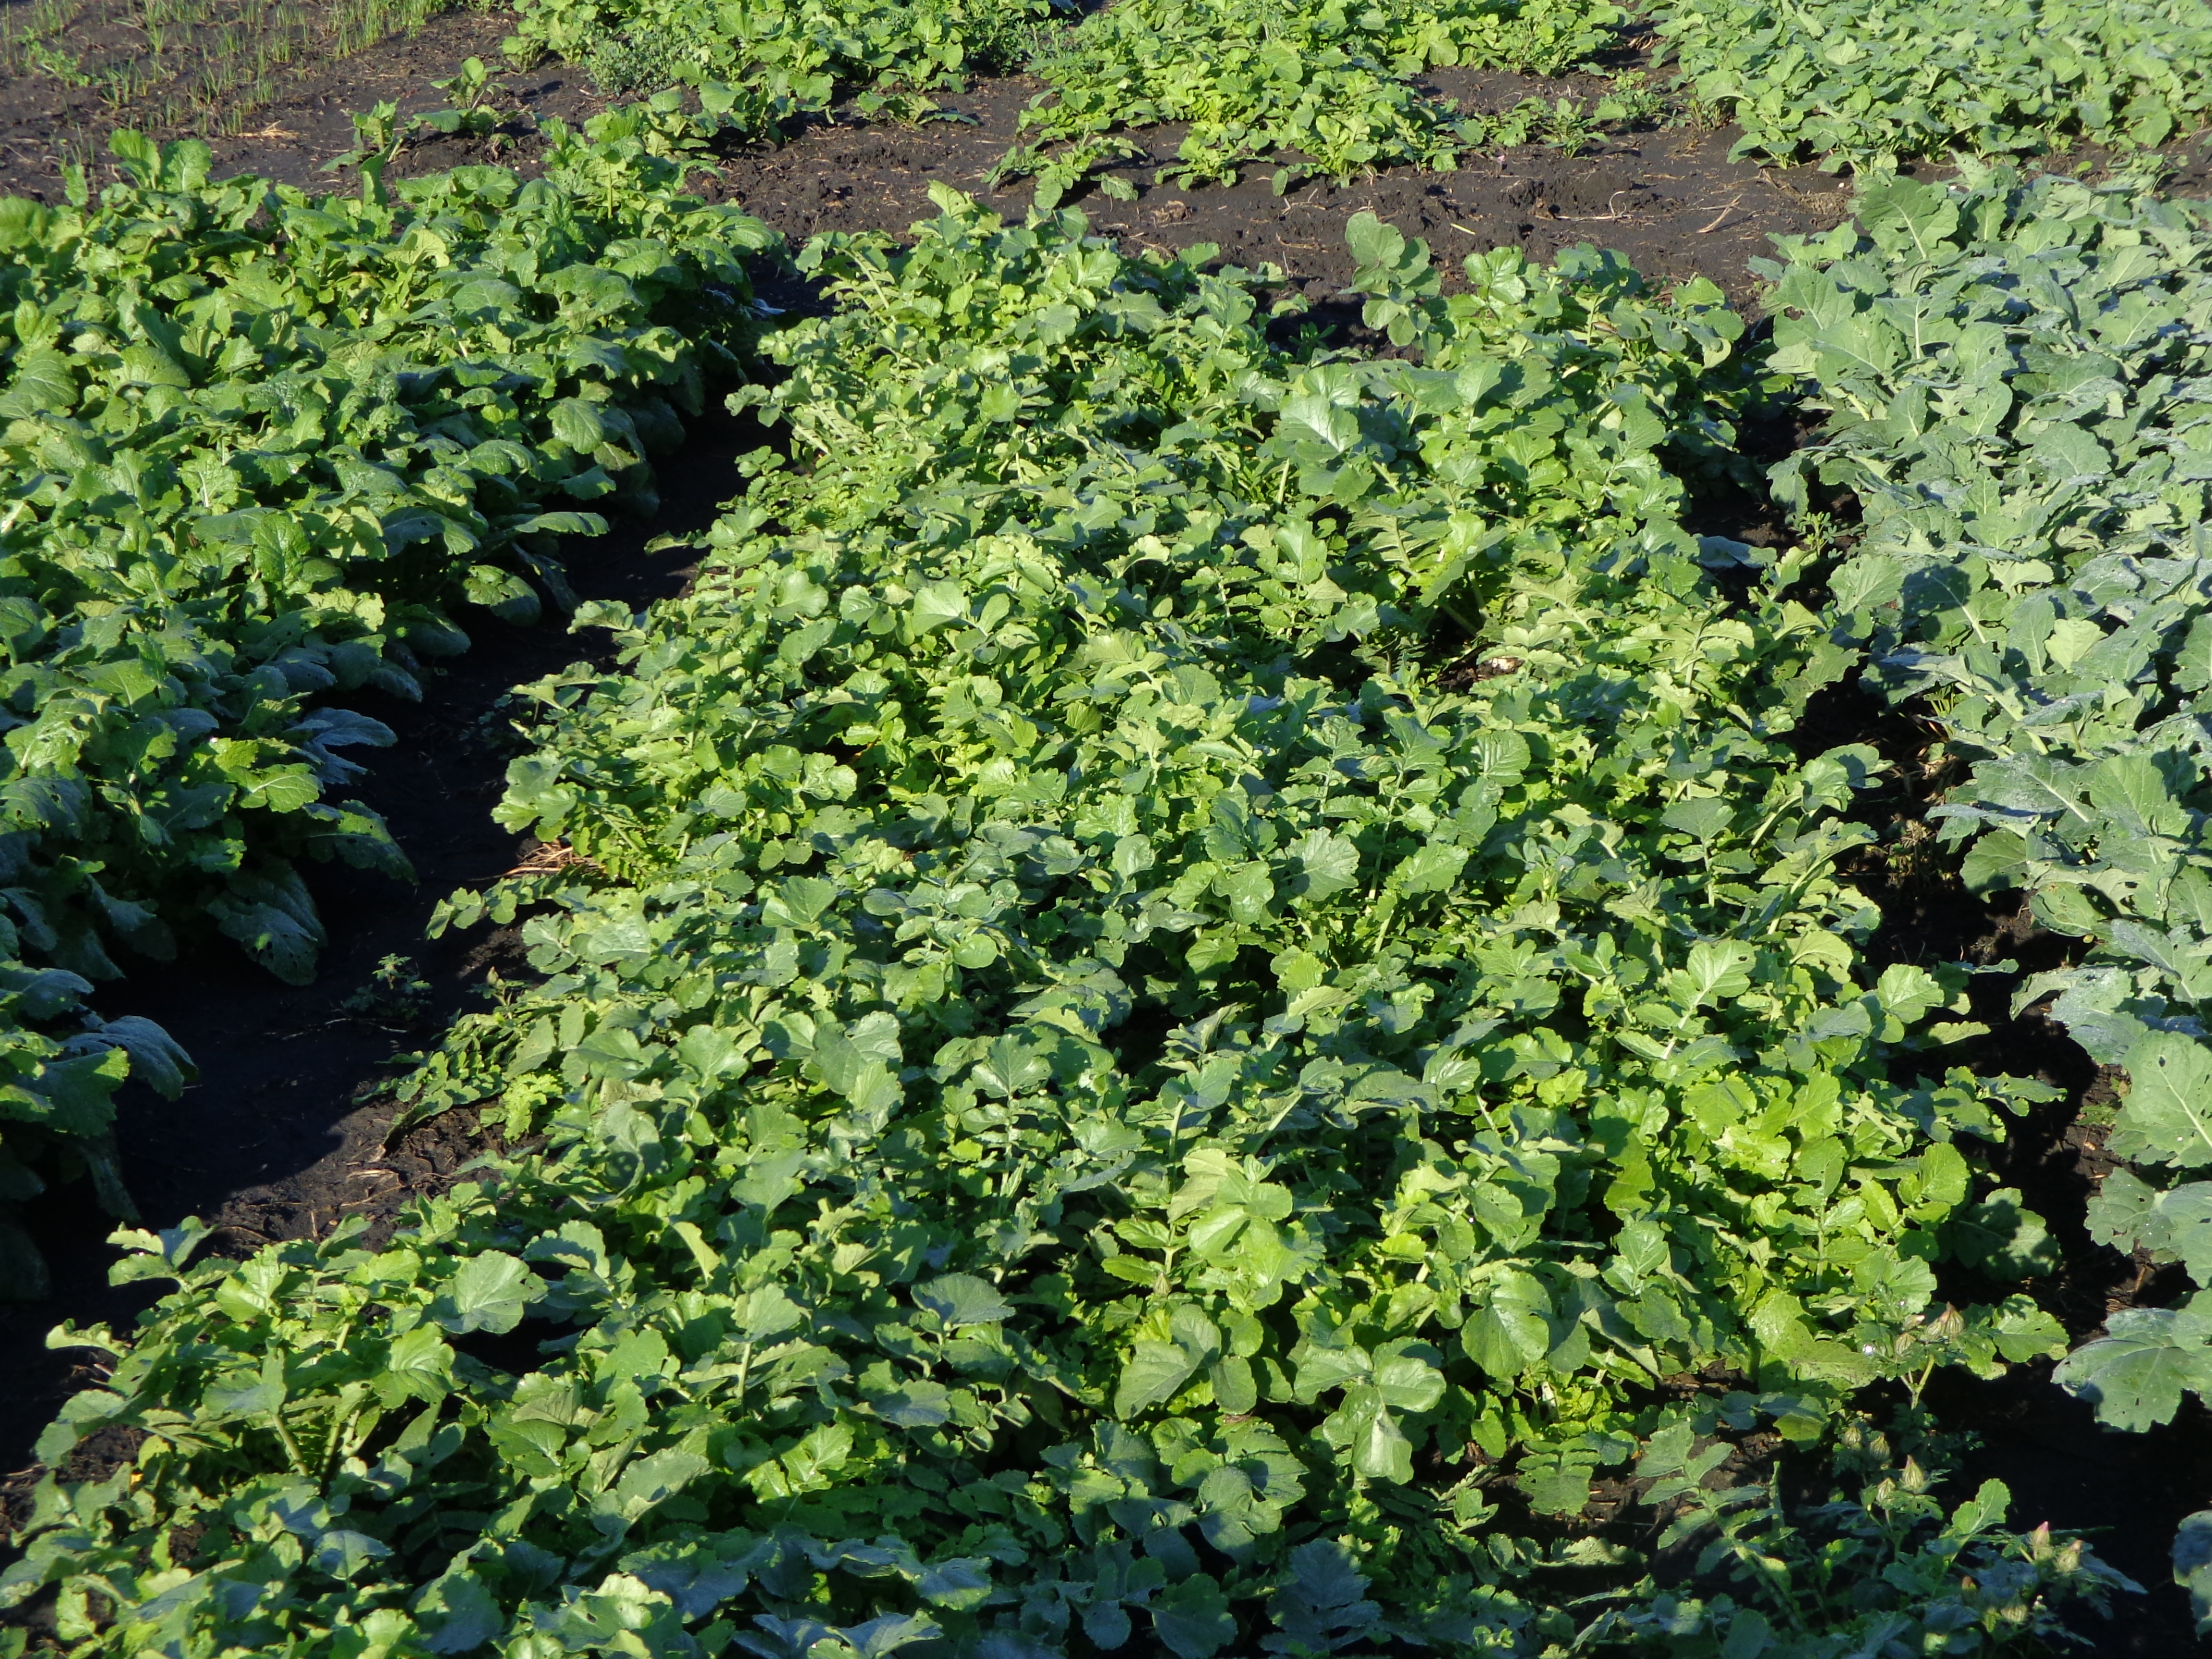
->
[1463,1270,1552,1379]
[1682,941,1755,1007]
[378,1324,457,1405]
[2054,1303,2212,1432]
[2088,1172,2212,1281]
[2112,1032,2212,1169]
[430,1251,546,1336]
[415,1567,503,1656]
[1516,1447,1596,1517]
[310,1529,393,1580]
[1150,1573,1235,1659]
[2177,1509,2212,1636]
[914,1274,1012,1328]
[611,1447,711,1521]
[862,1377,954,1428]
[1947,1188,2057,1279]
[1390,842,1466,895]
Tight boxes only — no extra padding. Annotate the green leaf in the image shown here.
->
[1948,1188,2057,1278]
[1372,1343,1445,1411]
[907,580,967,637]
[1116,1341,1200,1418]
[1390,842,1466,896]
[811,1016,904,1114]
[1462,1270,1552,1379]
[1115,1310,1219,1417]
[914,1273,1012,1328]
[414,1566,503,1655]
[2175,615,2212,695]
[1149,1573,1235,1659]
[1269,1540,1380,1654]
[2054,1303,2212,1432]
[1288,830,1360,903]
[550,397,610,451]
[1338,1383,1415,1482]
[1660,796,1732,842]
[378,1324,457,1405]
[863,1376,954,1428]
[76,1015,194,1099]
[734,1285,805,1342]
[1516,1446,1597,1517]
[2176,1509,2212,1636]
[1858,176,1959,259]
[2112,1032,2212,1169]
[1681,941,1754,1006]
[610,1447,711,1522]
[0,347,77,415]
[429,1251,546,1336]
[106,1215,212,1285]
[311,1529,393,1580]
[205,1351,286,1419]
[2089,1172,2212,1281]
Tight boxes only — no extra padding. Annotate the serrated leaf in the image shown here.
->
[1115,1339,1201,1418]
[1462,1270,1552,1379]
[2091,1174,2212,1281]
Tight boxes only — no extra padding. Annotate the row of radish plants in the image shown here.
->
[5,144,2211,1653]
[499,0,2212,198]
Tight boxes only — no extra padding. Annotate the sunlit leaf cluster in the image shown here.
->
[0,108,775,1296]
[0,192,2132,1657]
[508,0,1063,120]
[1656,0,2212,169]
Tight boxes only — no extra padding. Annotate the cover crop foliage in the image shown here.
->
[509,0,1647,206]
[1759,163,2212,1625]
[993,0,1630,204]
[1655,0,2212,171]
[0,195,2131,1657]
[0,108,777,1296]
[506,0,1063,119]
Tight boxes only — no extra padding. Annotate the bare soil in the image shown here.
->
[1,11,1854,308]
[3,9,2212,1653]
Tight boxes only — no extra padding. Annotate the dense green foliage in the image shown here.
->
[0,195,2134,1657]
[1655,0,2212,169]
[509,0,1650,205]
[0,115,770,984]
[1760,162,2212,1626]
[994,0,1627,205]
[507,0,1061,118]
[0,110,776,1298]
[0,962,191,1301]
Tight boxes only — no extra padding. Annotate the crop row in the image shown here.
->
[0,102,776,1297]
[1758,163,2212,1620]
[0,181,2164,1653]
[505,0,2212,197]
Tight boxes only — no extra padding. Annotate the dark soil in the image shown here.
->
[2,11,1851,308]
[678,66,1856,312]
[4,7,2212,1653]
